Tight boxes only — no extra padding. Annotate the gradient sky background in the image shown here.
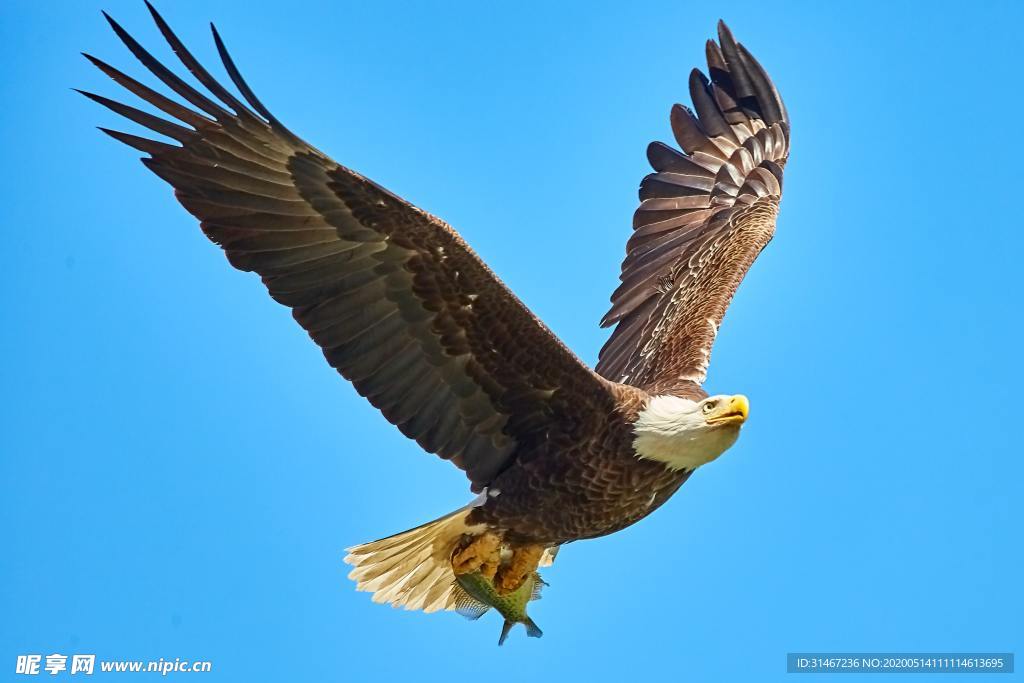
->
[2,1,1021,680]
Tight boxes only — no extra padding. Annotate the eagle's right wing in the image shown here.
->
[597,22,789,394]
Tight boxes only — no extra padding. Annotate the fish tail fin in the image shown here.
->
[344,504,484,614]
[498,617,544,645]
[498,620,514,646]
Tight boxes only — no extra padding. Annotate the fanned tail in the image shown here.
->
[344,505,484,613]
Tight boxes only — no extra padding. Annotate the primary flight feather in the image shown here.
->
[83,3,790,640]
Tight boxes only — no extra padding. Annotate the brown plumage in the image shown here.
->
[83,6,789,619]
[598,22,789,394]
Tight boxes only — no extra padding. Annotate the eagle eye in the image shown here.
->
[702,401,716,413]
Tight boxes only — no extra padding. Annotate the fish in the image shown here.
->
[454,570,546,645]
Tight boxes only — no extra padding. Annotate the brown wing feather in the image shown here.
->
[85,4,608,491]
[597,21,789,393]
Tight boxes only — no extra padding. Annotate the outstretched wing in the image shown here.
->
[596,21,789,393]
[83,3,609,491]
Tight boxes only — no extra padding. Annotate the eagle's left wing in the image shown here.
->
[596,22,789,394]
[82,4,613,492]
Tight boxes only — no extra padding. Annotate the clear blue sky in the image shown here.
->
[2,1,1021,680]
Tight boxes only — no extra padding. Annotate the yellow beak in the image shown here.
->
[729,394,749,421]
[707,394,749,426]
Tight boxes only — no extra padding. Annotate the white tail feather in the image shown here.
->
[344,505,485,613]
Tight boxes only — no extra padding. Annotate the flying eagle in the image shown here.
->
[83,4,789,619]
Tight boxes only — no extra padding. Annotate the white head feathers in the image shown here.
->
[632,395,744,471]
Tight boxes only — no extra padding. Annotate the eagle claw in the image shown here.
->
[494,544,545,594]
[451,531,502,576]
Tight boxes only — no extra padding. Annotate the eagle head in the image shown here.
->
[632,394,749,471]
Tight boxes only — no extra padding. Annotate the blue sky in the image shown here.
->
[2,0,1021,680]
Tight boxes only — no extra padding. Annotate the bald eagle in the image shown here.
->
[83,5,788,620]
